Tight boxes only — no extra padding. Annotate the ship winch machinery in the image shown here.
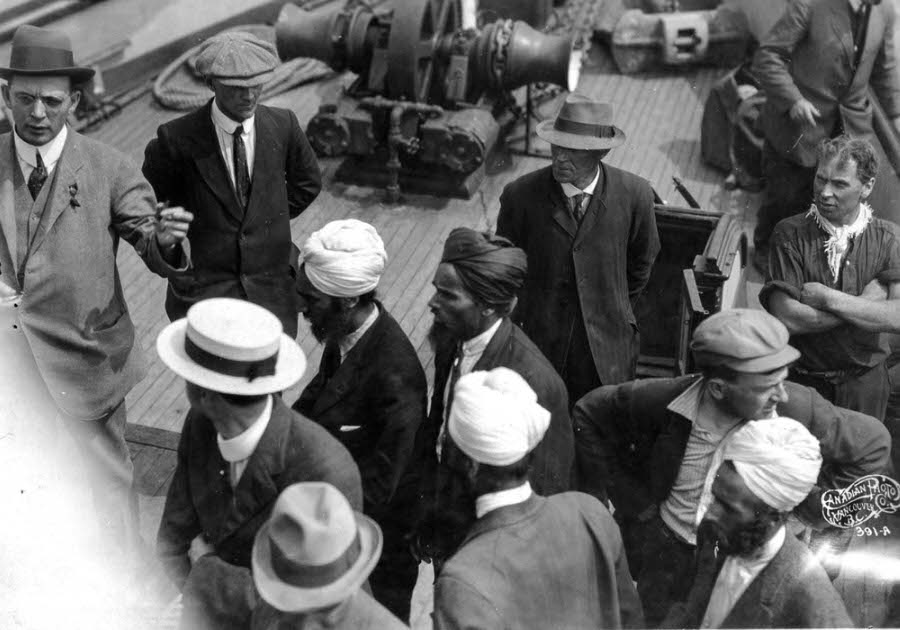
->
[275,0,581,199]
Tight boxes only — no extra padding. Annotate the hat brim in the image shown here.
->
[0,66,95,83]
[252,512,383,613]
[214,69,274,88]
[707,344,801,374]
[156,319,306,395]
[535,119,626,150]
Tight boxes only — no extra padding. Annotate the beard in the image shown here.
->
[308,300,355,344]
[428,320,459,352]
[705,513,780,557]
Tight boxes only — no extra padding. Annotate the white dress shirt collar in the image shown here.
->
[560,166,600,198]
[462,318,503,358]
[217,395,273,464]
[14,124,67,174]
[476,481,533,518]
[339,304,379,360]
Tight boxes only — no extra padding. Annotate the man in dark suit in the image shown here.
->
[412,227,574,568]
[433,367,643,629]
[0,25,192,553]
[156,298,363,630]
[292,219,426,622]
[142,31,322,337]
[574,308,890,625]
[663,417,851,628]
[497,94,659,404]
[751,0,900,269]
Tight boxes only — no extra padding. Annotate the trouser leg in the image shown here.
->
[369,519,419,623]
[635,514,696,627]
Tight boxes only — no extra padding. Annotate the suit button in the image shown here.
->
[574,245,581,252]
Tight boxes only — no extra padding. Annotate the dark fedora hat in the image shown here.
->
[0,25,94,83]
[536,93,626,150]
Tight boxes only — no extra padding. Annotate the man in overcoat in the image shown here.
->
[497,94,659,404]
[142,31,322,337]
[574,308,890,625]
[433,368,643,630]
[156,298,363,630]
[0,25,192,550]
[412,227,574,569]
[292,219,426,621]
[751,0,900,267]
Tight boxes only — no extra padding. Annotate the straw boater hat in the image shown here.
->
[252,482,383,612]
[156,298,306,395]
[535,93,626,151]
[0,25,94,83]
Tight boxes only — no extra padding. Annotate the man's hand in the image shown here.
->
[789,99,821,129]
[861,278,889,301]
[155,203,193,249]
[800,282,838,310]
[188,534,215,565]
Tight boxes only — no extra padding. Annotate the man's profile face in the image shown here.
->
[550,145,602,185]
[2,74,78,146]
[813,156,874,226]
[702,462,780,557]
[210,79,263,122]
[715,367,789,420]
[428,263,484,342]
[295,267,350,343]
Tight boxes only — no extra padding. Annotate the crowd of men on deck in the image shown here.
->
[3,1,900,626]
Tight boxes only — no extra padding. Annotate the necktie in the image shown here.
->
[232,126,250,208]
[437,344,465,458]
[320,341,342,382]
[853,2,873,68]
[570,192,588,223]
[28,150,47,201]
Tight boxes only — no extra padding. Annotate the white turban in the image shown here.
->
[301,220,387,298]
[447,367,551,466]
[723,417,822,512]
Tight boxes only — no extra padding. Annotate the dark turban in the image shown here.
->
[440,228,527,307]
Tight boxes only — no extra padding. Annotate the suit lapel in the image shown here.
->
[29,130,84,257]
[0,135,18,283]
[192,102,244,221]
[830,1,855,73]
[574,163,609,247]
[473,317,512,372]
[244,106,279,224]
[548,175,577,239]
[219,398,292,541]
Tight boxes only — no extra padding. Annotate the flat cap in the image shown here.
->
[195,31,278,87]
[690,308,800,373]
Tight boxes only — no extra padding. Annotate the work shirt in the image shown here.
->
[761,212,900,374]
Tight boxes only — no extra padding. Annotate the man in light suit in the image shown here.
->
[142,31,322,337]
[0,25,192,550]
[497,95,659,404]
[156,298,363,630]
[433,368,643,630]
[752,0,900,268]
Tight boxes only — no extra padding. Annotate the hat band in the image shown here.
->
[553,117,617,139]
[184,335,277,382]
[10,44,76,71]
[270,532,362,589]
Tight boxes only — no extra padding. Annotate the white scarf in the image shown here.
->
[807,201,872,282]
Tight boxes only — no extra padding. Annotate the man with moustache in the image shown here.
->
[762,136,900,421]
[143,31,321,337]
[663,417,851,628]
[497,94,659,403]
[412,227,574,569]
[574,308,890,625]
[292,219,426,622]
[0,25,192,553]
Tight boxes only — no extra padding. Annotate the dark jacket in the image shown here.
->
[142,101,322,336]
[251,591,408,630]
[497,163,659,386]
[293,304,427,519]
[157,397,362,630]
[753,0,900,168]
[414,318,574,560]
[573,374,891,553]
[665,534,852,628]
[434,493,644,630]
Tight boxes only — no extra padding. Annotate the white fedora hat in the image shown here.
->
[157,297,306,395]
[252,482,382,612]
